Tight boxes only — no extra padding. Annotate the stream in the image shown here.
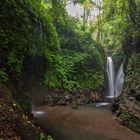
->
[32,105,140,140]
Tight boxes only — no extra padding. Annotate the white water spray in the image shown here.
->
[106,57,124,97]
[115,63,124,97]
[106,57,115,97]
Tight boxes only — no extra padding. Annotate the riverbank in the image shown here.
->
[31,89,105,108]
[0,85,49,140]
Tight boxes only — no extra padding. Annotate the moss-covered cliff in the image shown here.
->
[112,53,140,133]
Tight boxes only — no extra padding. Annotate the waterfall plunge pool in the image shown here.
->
[32,105,140,140]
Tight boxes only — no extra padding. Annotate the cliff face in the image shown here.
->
[124,53,140,98]
[113,53,140,133]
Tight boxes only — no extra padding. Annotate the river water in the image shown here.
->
[33,105,140,140]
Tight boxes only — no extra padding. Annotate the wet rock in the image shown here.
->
[113,53,140,133]
[128,97,135,101]
[58,99,67,106]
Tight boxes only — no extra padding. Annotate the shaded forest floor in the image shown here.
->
[0,85,48,140]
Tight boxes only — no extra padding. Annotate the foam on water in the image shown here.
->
[32,111,44,117]
[95,102,109,107]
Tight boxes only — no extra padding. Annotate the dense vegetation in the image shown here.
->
[97,0,140,58]
[0,0,140,138]
[98,0,140,133]
[0,0,104,93]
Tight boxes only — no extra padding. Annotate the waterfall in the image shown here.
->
[106,57,115,97]
[38,20,43,41]
[114,63,124,97]
[106,57,124,98]
[32,19,43,55]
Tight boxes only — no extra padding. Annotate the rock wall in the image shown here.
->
[112,53,140,133]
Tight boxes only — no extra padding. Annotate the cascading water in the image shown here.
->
[38,20,43,41]
[106,57,124,98]
[114,63,124,97]
[106,57,115,97]
[26,19,44,83]
[32,19,43,54]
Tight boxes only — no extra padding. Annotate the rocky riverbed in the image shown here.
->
[31,89,105,108]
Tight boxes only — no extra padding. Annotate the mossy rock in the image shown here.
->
[114,53,140,133]
[119,110,140,133]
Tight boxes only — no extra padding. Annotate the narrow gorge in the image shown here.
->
[0,0,140,140]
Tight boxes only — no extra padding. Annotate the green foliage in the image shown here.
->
[57,22,104,91]
[0,70,8,83]
[47,135,53,140]
[59,49,86,91]
[96,0,129,50]
[44,69,61,89]
[39,132,45,140]
[39,132,53,140]
[120,111,132,123]
[0,0,60,83]
[42,1,104,91]
[97,0,140,55]
[1,0,104,92]
[0,0,32,79]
